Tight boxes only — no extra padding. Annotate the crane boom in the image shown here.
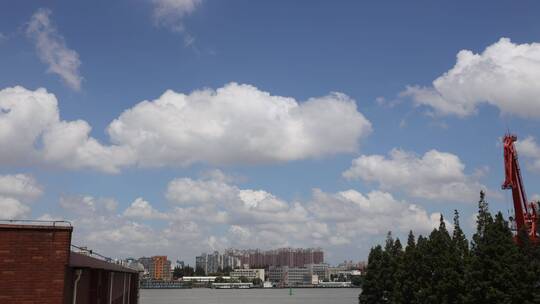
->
[501,134,538,240]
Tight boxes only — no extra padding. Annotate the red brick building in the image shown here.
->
[0,222,139,304]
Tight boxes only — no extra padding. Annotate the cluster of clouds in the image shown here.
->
[27,0,206,89]
[0,83,371,173]
[0,86,134,173]
[23,2,202,92]
[151,0,201,32]
[43,170,442,258]
[8,6,540,259]
[402,38,540,118]
[516,136,540,172]
[151,0,202,45]
[343,149,488,203]
[26,9,82,91]
[0,174,43,219]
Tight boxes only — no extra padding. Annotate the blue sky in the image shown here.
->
[1,0,540,265]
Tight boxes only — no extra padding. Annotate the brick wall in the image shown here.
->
[0,224,73,304]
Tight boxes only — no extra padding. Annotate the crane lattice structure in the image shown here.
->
[502,134,539,240]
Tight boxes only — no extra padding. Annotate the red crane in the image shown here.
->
[502,134,538,240]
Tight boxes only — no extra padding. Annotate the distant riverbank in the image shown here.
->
[140,288,360,304]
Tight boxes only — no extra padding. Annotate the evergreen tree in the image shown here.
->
[514,227,535,304]
[466,191,493,303]
[452,209,469,259]
[450,210,469,303]
[359,190,540,303]
[359,245,385,304]
[426,215,454,304]
[473,190,493,242]
[533,212,540,302]
[381,232,397,302]
[414,234,432,303]
[466,209,519,303]
[360,232,402,304]
[390,238,404,302]
[393,231,418,304]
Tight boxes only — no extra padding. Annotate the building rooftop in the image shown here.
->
[0,220,73,231]
[70,251,139,273]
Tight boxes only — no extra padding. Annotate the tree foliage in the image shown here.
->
[359,192,540,303]
[195,266,206,276]
[172,265,194,279]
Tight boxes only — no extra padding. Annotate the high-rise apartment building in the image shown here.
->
[226,248,324,268]
[138,256,153,274]
[196,248,323,275]
[149,256,171,281]
[206,251,221,274]
[196,251,242,275]
[195,253,208,274]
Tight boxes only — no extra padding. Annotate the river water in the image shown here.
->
[140,288,360,304]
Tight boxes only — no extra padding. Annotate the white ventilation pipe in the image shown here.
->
[109,272,114,304]
[122,273,126,304]
[72,269,82,304]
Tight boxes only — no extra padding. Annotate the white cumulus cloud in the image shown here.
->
[516,136,540,172]
[402,38,540,118]
[162,173,440,250]
[0,86,135,173]
[123,197,168,220]
[26,8,82,90]
[166,177,238,205]
[0,174,43,219]
[0,197,30,220]
[0,174,43,201]
[44,171,445,261]
[0,84,369,173]
[343,149,487,202]
[108,82,371,167]
[59,195,118,215]
[309,189,440,236]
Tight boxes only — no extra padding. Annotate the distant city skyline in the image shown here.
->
[1,1,540,264]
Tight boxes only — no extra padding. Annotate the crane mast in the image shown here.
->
[501,134,538,240]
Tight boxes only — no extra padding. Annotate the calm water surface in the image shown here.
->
[140,288,360,304]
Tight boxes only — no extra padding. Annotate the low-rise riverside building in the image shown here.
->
[307,263,329,281]
[318,281,352,288]
[212,282,253,289]
[230,268,265,281]
[182,276,231,283]
[268,266,315,286]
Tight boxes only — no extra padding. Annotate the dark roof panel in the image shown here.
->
[69,252,138,273]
